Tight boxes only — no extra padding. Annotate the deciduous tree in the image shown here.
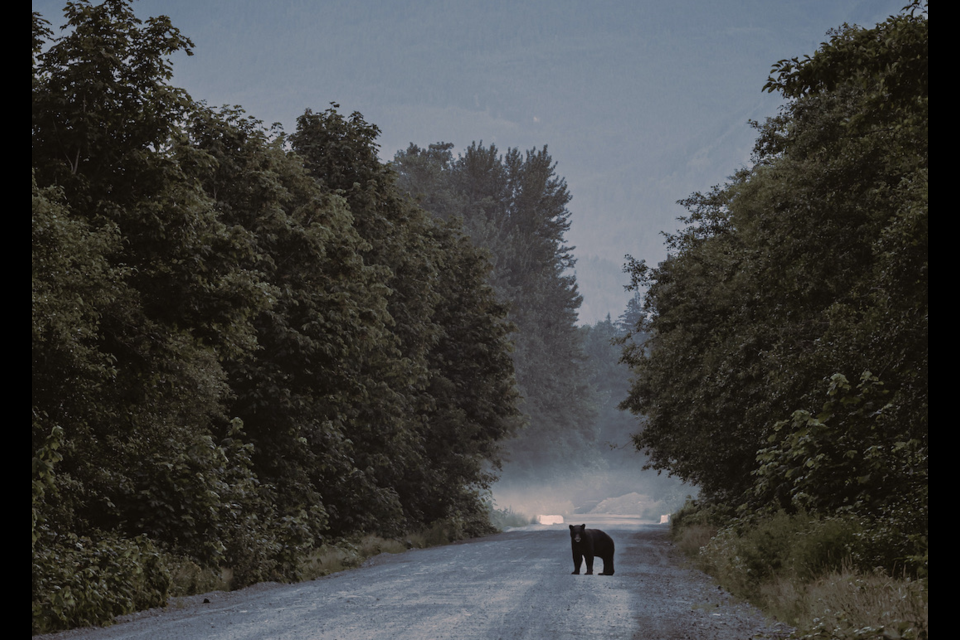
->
[620,4,927,566]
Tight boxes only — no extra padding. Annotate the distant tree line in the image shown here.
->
[391,142,596,481]
[620,4,927,575]
[391,145,694,516]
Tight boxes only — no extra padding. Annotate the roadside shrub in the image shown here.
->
[673,523,718,559]
[296,534,410,581]
[356,534,408,556]
[683,510,926,639]
[216,519,283,590]
[461,501,501,538]
[670,497,731,532]
[488,505,537,530]
[668,499,729,570]
[297,543,364,580]
[418,517,465,546]
[846,509,928,581]
[697,512,865,599]
[32,531,171,635]
[790,516,863,581]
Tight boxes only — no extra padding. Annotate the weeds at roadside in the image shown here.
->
[785,567,927,639]
[488,506,538,530]
[297,533,420,582]
[167,557,228,597]
[670,506,928,640]
[36,509,518,635]
[672,523,718,559]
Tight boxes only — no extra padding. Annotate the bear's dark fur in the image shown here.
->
[569,524,615,575]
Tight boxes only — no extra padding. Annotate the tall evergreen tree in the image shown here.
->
[394,142,595,481]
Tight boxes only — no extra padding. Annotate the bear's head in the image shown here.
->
[569,524,587,543]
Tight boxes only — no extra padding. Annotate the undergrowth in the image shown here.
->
[31,531,171,635]
[487,505,538,529]
[670,502,927,640]
[33,508,518,635]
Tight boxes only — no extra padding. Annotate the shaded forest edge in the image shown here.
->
[621,4,927,638]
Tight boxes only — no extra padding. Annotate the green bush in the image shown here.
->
[487,506,537,530]
[668,499,719,558]
[670,498,732,531]
[847,510,928,582]
[681,510,927,639]
[790,516,863,582]
[32,531,171,635]
[698,512,864,598]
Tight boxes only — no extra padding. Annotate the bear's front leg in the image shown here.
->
[572,550,582,574]
[584,554,594,575]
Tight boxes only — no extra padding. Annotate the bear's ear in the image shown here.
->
[569,525,574,531]
[581,524,586,529]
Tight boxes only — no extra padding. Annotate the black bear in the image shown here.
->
[569,524,615,575]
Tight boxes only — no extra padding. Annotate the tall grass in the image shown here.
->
[671,508,927,640]
[765,566,928,639]
[293,511,511,583]
[297,534,410,581]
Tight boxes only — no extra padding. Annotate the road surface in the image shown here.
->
[36,516,794,640]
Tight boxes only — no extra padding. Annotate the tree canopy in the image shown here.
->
[32,2,525,631]
[620,4,927,574]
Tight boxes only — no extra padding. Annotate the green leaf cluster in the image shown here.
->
[620,4,926,573]
[32,531,171,634]
[33,1,523,631]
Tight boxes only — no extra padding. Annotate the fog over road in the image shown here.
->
[37,516,793,640]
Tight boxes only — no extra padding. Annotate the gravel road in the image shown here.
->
[35,516,794,640]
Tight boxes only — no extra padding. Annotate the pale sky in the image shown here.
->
[33,0,905,324]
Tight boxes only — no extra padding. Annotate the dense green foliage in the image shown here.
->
[32,1,525,632]
[621,2,927,578]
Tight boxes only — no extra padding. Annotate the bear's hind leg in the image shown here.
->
[600,555,614,575]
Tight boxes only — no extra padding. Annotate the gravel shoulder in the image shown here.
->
[34,516,795,640]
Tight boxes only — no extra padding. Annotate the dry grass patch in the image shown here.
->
[786,568,927,639]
